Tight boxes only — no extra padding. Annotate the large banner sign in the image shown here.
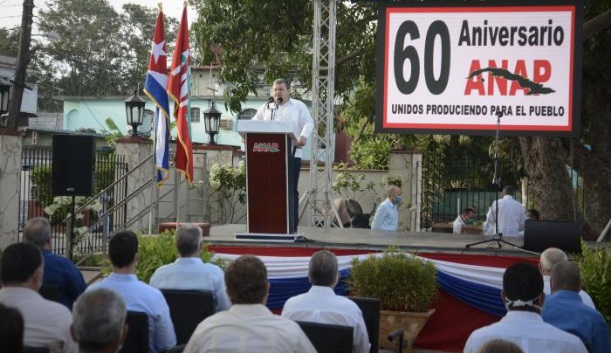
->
[376,2,583,136]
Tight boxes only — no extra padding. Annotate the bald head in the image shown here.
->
[387,185,401,198]
[539,248,568,274]
[550,260,581,293]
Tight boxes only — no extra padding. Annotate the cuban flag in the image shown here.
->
[167,5,193,185]
[143,5,170,187]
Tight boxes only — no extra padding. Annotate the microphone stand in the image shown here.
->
[466,112,517,249]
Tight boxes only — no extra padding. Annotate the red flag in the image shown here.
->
[167,5,193,185]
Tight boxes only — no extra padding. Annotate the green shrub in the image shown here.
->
[347,248,438,312]
[575,241,611,324]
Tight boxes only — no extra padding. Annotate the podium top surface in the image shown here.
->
[237,120,296,138]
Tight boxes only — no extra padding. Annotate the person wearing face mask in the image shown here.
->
[371,185,402,231]
[251,78,314,233]
[453,207,477,234]
[464,262,588,353]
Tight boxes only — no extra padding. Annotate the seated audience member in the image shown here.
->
[453,207,477,234]
[23,217,87,309]
[86,231,176,353]
[475,339,524,353]
[0,303,24,353]
[183,255,317,353]
[541,261,610,353]
[463,262,587,353]
[150,224,230,312]
[539,247,595,308]
[282,250,370,353]
[0,243,78,353]
[71,288,127,353]
[518,208,541,236]
[526,208,540,220]
[371,185,402,231]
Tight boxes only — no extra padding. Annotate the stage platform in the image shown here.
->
[205,224,540,258]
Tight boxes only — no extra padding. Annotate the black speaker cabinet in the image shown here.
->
[52,135,95,196]
[523,220,582,254]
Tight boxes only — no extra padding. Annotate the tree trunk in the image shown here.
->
[518,137,579,221]
[518,13,611,239]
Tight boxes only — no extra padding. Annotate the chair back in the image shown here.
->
[39,285,60,302]
[119,311,149,353]
[23,347,50,353]
[161,289,215,345]
[349,296,381,353]
[297,321,353,353]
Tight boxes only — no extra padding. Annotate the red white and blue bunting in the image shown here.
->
[208,246,537,352]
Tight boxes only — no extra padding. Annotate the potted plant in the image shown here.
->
[347,248,438,352]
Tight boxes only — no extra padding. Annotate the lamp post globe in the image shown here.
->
[203,101,221,145]
[125,90,146,136]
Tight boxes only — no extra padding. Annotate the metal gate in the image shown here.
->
[20,146,128,256]
[420,152,585,230]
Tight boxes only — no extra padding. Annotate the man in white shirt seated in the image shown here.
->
[183,255,317,353]
[150,223,231,312]
[0,242,78,353]
[453,207,477,234]
[71,288,127,353]
[282,250,370,353]
[539,247,596,308]
[464,262,587,353]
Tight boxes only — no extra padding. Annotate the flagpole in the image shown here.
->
[175,169,181,228]
[149,2,162,235]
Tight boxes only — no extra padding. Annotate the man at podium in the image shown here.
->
[252,78,314,231]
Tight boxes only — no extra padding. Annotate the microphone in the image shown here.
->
[276,97,283,105]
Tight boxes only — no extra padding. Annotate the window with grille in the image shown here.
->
[191,107,201,123]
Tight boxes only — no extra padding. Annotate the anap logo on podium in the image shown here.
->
[252,142,280,153]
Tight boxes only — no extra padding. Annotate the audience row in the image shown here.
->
[0,217,609,353]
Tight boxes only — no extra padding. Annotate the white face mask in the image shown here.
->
[503,296,542,311]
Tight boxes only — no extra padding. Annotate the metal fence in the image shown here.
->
[420,154,585,229]
[20,146,128,256]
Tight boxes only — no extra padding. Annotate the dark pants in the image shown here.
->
[293,157,301,233]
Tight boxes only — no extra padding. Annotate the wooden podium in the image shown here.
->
[236,120,300,241]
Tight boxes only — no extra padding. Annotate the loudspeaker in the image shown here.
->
[52,135,95,196]
[523,219,582,254]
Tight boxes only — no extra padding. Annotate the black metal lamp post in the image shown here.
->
[0,77,11,117]
[125,90,145,136]
[203,101,221,144]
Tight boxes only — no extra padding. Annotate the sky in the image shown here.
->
[0,0,197,31]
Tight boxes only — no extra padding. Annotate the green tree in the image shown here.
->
[518,4,611,237]
[192,0,611,235]
[0,27,20,57]
[33,0,178,105]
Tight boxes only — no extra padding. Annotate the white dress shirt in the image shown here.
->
[183,304,317,353]
[464,311,588,353]
[543,275,596,309]
[281,285,370,353]
[87,273,176,353]
[485,195,526,237]
[371,198,398,231]
[252,98,314,159]
[149,257,231,312]
[453,215,466,234]
[0,287,78,353]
